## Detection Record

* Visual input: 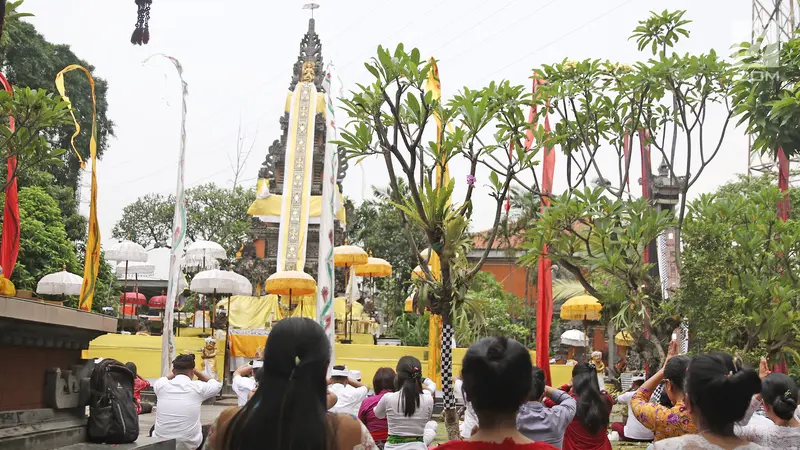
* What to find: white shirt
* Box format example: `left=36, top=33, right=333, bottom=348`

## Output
left=328, top=383, right=368, bottom=416
left=153, top=374, right=222, bottom=450
left=655, top=434, right=764, bottom=450
left=617, top=391, right=655, bottom=441
left=232, top=375, right=256, bottom=407
left=422, top=378, right=436, bottom=394
left=455, top=379, right=479, bottom=439
left=375, top=391, right=434, bottom=450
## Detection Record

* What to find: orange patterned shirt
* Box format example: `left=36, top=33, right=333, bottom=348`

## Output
left=630, top=388, right=696, bottom=441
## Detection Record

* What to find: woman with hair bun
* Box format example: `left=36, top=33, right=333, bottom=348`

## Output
left=434, top=337, right=556, bottom=449
left=734, top=358, right=800, bottom=448
left=655, top=353, right=763, bottom=450
left=630, top=341, right=695, bottom=441
left=374, top=356, right=435, bottom=450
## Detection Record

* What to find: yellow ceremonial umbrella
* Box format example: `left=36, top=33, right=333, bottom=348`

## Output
left=614, top=331, right=634, bottom=347
left=411, top=265, right=439, bottom=281
left=560, top=295, right=602, bottom=356
left=334, top=244, right=368, bottom=342
left=404, top=293, right=415, bottom=312
left=266, top=271, right=317, bottom=318
left=355, top=256, right=392, bottom=311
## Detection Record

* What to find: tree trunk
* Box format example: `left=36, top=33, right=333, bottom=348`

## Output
left=440, top=318, right=460, bottom=440
left=607, top=321, right=617, bottom=379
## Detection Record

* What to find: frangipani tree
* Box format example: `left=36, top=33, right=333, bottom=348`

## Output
left=337, top=44, right=541, bottom=437
left=522, top=10, right=737, bottom=361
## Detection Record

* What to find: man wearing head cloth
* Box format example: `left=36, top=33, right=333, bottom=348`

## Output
left=152, top=354, right=222, bottom=450
left=611, top=374, right=654, bottom=443
left=327, top=365, right=368, bottom=416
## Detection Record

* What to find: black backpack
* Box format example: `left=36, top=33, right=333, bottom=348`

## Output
left=87, top=358, right=139, bottom=443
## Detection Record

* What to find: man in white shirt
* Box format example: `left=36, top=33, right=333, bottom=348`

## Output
left=327, top=365, right=368, bottom=416
left=232, top=362, right=260, bottom=407
left=153, top=354, right=222, bottom=450
left=613, top=376, right=655, bottom=442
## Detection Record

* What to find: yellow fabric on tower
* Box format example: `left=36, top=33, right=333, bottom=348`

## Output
left=216, top=295, right=284, bottom=329
left=247, top=189, right=347, bottom=225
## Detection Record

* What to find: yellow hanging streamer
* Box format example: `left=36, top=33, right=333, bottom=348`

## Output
left=426, top=58, right=451, bottom=195
left=55, top=65, right=99, bottom=311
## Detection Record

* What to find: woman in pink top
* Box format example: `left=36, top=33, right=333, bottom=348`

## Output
left=359, top=367, right=396, bottom=449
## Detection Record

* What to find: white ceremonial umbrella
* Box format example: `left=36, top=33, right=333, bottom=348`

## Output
left=182, top=254, right=220, bottom=271
left=106, top=240, right=148, bottom=263
left=106, top=241, right=148, bottom=328
left=190, top=269, right=252, bottom=332
left=116, top=260, right=155, bottom=322
left=560, top=329, right=587, bottom=347
left=191, top=268, right=252, bottom=383
left=185, top=240, right=226, bottom=267
left=37, top=267, right=83, bottom=299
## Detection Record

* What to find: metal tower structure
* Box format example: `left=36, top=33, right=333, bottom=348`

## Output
left=748, top=0, right=800, bottom=183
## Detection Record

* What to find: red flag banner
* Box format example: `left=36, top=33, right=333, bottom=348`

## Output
left=0, top=73, right=19, bottom=279
left=534, top=78, right=556, bottom=384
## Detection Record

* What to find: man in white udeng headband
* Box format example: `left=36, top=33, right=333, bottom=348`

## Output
left=328, top=365, right=368, bottom=416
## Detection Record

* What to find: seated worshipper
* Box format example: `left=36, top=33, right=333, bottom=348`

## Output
left=126, top=362, right=153, bottom=414
left=374, top=356, right=437, bottom=449
left=153, top=354, right=222, bottom=450
left=517, top=366, right=577, bottom=449
left=434, top=336, right=557, bottom=450
left=561, top=363, right=613, bottom=450
left=655, top=352, right=763, bottom=450
left=455, top=376, right=479, bottom=439
left=329, top=365, right=369, bottom=416
left=217, top=317, right=375, bottom=450
left=611, top=375, right=654, bottom=443
left=630, top=341, right=695, bottom=442
left=231, top=361, right=260, bottom=407
left=359, top=367, right=396, bottom=447
left=734, top=358, right=800, bottom=448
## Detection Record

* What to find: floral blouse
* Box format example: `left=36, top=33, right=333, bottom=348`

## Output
left=630, top=387, right=696, bottom=441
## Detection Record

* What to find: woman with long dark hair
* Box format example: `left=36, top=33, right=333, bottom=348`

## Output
left=562, top=363, right=613, bottom=450
left=359, top=367, right=396, bottom=448
left=655, top=353, right=763, bottom=449
left=218, top=317, right=375, bottom=450
left=734, top=358, right=800, bottom=448
left=374, top=356, right=434, bottom=450
left=630, top=341, right=695, bottom=441
left=434, top=337, right=556, bottom=449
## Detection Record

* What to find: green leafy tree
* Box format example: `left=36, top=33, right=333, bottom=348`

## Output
left=732, top=32, right=800, bottom=158
left=676, top=180, right=800, bottom=364
left=113, top=184, right=256, bottom=258
left=521, top=187, right=675, bottom=361
left=350, top=180, right=427, bottom=325
left=0, top=2, right=115, bottom=242
left=338, top=45, right=542, bottom=437
left=12, top=186, right=79, bottom=289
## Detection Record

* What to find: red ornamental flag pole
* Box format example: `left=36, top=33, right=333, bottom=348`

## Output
left=532, top=77, right=556, bottom=385
left=0, top=73, right=19, bottom=278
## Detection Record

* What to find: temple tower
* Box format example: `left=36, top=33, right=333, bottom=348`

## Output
left=240, top=18, right=348, bottom=293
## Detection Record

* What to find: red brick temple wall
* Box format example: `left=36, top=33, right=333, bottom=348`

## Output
left=0, top=346, right=80, bottom=410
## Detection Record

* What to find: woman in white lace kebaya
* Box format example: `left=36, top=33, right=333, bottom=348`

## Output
left=655, top=353, right=763, bottom=450
left=734, top=358, right=800, bottom=449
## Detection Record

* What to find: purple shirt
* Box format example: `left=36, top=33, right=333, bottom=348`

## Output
left=358, top=390, right=390, bottom=437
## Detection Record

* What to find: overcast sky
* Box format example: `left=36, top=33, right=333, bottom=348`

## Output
left=24, top=0, right=752, bottom=248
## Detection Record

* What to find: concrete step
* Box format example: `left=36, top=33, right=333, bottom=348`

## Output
left=0, top=417, right=87, bottom=450
left=59, top=435, right=176, bottom=449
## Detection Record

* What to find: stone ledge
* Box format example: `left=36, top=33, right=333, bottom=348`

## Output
left=59, top=436, right=176, bottom=449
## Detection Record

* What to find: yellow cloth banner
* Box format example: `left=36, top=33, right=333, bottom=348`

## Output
left=429, top=313, right=442, bottom=385
left=229, top=334, right=268, bottom=358
left=426, top=58, right=451, bottom=194
left=288, top=295, right=317, bottom=318
left=55, top=65, right=99, bottom=312
left=216, top=295, right=284, bottom=329
left=334, top=296, right=363, bottom=321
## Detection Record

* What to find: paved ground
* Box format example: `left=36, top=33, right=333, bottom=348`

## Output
left=138, top=405, right=229, bottom=438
